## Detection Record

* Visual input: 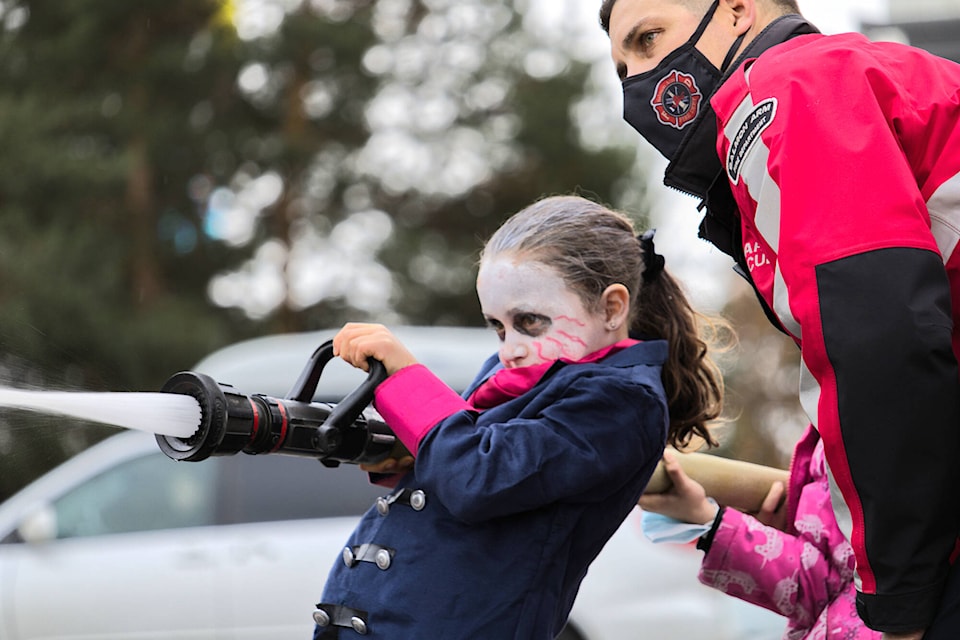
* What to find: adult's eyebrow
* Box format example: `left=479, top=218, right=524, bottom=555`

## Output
left=620, top=20, right=644, bottom=50
left=621, top=24, right=638, bottom=51
left=619, top=17, right=650, bottom=53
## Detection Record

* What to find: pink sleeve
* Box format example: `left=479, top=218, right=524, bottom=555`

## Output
left=699, top=509, right=837, bottom=620
left=373, top=364, right=473, bottom=455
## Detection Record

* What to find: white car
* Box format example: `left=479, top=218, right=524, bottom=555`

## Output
left=0, top=327, right=785, bottom=640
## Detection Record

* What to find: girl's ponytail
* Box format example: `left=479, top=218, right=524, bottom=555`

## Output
left=633, top=231, right=725, bottom=449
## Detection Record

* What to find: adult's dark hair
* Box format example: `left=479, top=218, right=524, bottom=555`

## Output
left=599, top=0, right=802, bottom=35
left=481, top=195, right=729, bottom=448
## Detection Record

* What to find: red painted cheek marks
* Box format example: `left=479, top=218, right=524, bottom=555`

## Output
left=555, top=315, right=586, bottom=327
left=541, top=336, right=579, bottom=361
left=550, top=316, right=590, bottom=359
left=556, top=331, right=587, bottom=348
left=534, top=341, right=549, bottom=361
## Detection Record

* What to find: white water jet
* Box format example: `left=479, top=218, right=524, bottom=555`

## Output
left=0, top=388, right=201, bottom=438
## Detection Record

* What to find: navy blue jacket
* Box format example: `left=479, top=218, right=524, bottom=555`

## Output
left=315, top=340, right=668, bottom=639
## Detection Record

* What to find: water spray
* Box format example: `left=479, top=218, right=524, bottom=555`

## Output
left=156, top=340, right=396, bottom=467
left=0, top=387, right=201, bottom=437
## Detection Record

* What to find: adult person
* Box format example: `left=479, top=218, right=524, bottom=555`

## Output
left=599, top=0, right=960, bottom=638
left=313, top=195, right=728, bottom=638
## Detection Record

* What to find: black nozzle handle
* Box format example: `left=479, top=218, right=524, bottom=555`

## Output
left=318, top=356, right=387, bottom=431
left=286, top=340, right=388, bottom=407
left=286, top=340, right=338, bottom=403
left=285, top=339, right=388, bottom=452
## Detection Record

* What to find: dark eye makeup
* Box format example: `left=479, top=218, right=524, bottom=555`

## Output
left=483, top=312, right=552, bottom=341
left=513, top=312, right=551, bottom=337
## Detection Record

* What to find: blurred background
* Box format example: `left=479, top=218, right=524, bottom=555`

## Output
left=1, top=0, right=957, bottom=501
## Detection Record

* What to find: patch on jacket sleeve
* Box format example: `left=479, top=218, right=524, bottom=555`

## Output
left=726, top=98, right=777, bottom=185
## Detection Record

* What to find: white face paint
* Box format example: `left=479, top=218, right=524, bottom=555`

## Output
left=476, top=255, right=613, bottom=369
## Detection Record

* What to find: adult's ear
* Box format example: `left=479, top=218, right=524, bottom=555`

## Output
left=699, top=0, right=758, bottom=68
left=718, top=0, right=757, bottom=37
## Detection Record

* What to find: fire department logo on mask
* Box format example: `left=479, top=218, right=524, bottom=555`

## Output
left=650, top=70, right=702, bottom=130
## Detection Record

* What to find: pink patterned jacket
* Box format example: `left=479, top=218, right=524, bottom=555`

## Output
left=698, top=425, right=880, bottom=640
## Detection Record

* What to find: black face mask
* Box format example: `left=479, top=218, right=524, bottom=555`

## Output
left=621, top=1, right=743, bottom=161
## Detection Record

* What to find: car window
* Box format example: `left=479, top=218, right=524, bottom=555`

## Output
left=53, top=452, right=219, bottom=539
left=217, top=453, right=385, bottom=524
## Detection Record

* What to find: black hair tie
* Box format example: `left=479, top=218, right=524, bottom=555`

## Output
left=639, top=229, right=665, bottom=282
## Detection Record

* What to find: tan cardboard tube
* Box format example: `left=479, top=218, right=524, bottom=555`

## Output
left=644, top=450, right=790, bottom=514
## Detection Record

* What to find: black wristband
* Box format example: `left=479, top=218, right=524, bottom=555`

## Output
left=696, top=506, right=726, bottom=553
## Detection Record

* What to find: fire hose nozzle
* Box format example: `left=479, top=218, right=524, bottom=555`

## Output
left=156, top=340, right=395, bottom=467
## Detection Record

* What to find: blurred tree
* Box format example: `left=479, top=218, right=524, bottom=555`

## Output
left=204, top=0, right=642, bottom=329
left=0, top=0, right=262, bottom=494
left=0, top=0, right=257, bottom=394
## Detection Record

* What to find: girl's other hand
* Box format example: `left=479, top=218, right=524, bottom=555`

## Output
left=333, top=323, right=419, bottom=375
left=359, top=441, right=415, bottom=475
left=638, top=451, right=718, bottom=525
left=359, top=454, right=415, bottom=475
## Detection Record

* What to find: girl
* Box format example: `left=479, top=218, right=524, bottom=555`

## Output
left=314, top=195, right=725, bottom=639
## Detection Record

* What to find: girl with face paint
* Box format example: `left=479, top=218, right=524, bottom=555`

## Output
left=316, top=195, right=727, bottom=639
